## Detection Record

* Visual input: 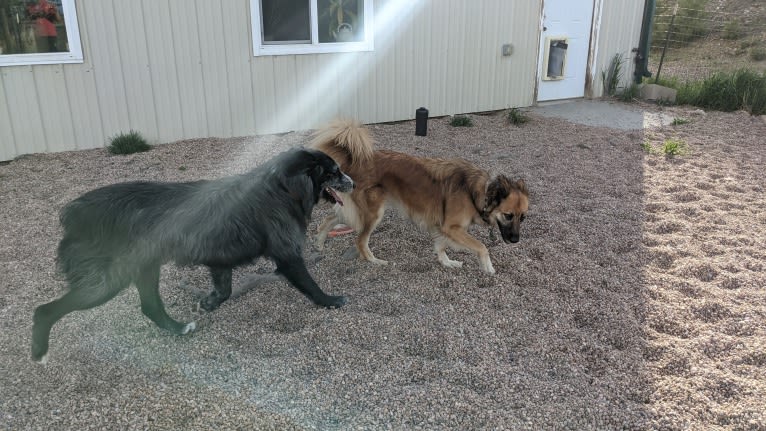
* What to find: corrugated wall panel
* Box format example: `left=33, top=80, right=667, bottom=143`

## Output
left=592, top=0, right=644, bottom=97
left=251, top=56, right=278, bottom=134
left=33, top=65, right=77, bottom=153
left=113, top=0, right=159, bottom=140
left=62, top=64, right=104, bottom=150
left=272, top=55, right=300, bottom=132
left=83, top=0, right=131, bottom=140
left=3, top=67, right=47, bottom=154
left=196, top=0, right=234, bottom=138
left=141, top=1, right=184, bottom=143
left=0, top=72, right=17, bottom=160
left=498, top=1, right=541, bottom=110
left=449, top=0, right=464, bottom=113
left=477, top=0, right=497, bottom=112
left=395, top=5, right=415, bottom=120
left=355, top=51, right=377, bottom=125
left=62, top=0, right=104, bottom=151
left=410, top=3, right=431, bottom=113
left=220, top=0, right=256, bottom=138
left=428, top=2, right=449, bottom=117
left=169, top=0, right=208, bottom=139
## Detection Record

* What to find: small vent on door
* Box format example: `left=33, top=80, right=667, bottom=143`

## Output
left=543, top=37, right=568, bottom=80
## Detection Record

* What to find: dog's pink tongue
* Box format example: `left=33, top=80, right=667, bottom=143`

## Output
left=328, top=188, right=344, bottom=206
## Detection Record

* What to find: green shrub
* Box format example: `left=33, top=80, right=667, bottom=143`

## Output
left=739, top=38, right=758, bottom=50
left=107, top=130, right=151, bottom=155
left=722, top=20, right=742, bottom=40
left=662, top=138, right=688, bottom=157
left=505, top=108, right=529, bottom=126
left=641, top=141, right=654, bottom=154
left=601, top=53, right=623, bottom=96
left=619, top=83, right=640, bottom=102
left=671, top=117, right=690, bottom=125
left=750, top=47, right=766, bottom=62
left=662, top=69, right=766, bottom=115
left=449, top=115, right=473, bottom=127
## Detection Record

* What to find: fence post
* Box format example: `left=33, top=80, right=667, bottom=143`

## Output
left=655, top=2, right=678, bottom=83
left=634, top=0, right=657, bottom=84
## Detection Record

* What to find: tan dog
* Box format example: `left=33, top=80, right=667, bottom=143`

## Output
left=312, top=119, right=529, bottom=274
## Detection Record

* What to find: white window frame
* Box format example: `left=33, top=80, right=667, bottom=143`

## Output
left=250, top=0, right=374, bottom=56
left=0, top=0, right=83, bottom=67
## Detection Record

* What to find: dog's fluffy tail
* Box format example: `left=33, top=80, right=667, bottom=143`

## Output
left=311, top=118, right=374, bottom=170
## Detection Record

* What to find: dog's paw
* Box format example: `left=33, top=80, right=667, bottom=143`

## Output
left=182, top=321, right=197, bottom=334
left=318, top=295, right=347, bottom=308
left=440, top=259, right=463, bottom=269
left=197, top=296, right=220, bottom=312
left=481, top=263, right=496, bottom=274
left=31, top=341, right=48, bottom=364
left=480, top=256, right=495, bottom=274
left=368, top=257, right=389, bottom=265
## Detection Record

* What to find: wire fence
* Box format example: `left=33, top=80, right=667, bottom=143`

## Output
left=647, top=2, right=766, bottom=82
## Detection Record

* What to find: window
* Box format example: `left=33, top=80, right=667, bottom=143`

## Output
left=251, top=0, right=373, bottom=56
left=0, top=0, right=83, bottom=66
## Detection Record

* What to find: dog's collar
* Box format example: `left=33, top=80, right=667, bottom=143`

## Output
left=479, top=206, right=491, bottom=224
left=477, top=182, right=492, bottom=224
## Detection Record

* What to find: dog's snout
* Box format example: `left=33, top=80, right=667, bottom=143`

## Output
left=344, top=174, right=355, bottom=189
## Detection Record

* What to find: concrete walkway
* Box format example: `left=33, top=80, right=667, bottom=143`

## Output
left=528, top=99, right=675, bottom=130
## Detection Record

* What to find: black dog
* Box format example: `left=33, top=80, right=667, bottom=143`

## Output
left=31, top=148, right=354, bottom=363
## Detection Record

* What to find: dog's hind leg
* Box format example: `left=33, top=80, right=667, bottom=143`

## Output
left=136, top=263, right=196, bottom=335
left=31, top=276, right=124, bottom=363
left=274, top=256, right=347, bottom=308
left=356, top=192, right=388, bottom=265
left=199, top=267, right=232, bottom=312
left=315, top=213, right=340, bottom=251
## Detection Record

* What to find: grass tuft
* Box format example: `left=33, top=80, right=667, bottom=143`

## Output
left=619, top=83, right=640, bottom=103
left=450, top=115, right=473, bottom=127
left=750, top=47, right=766, bottom=62
left=107, top=130, right=151, bottom=155
left=657, top=69, right=766, bottom=115
left=662, top=138, right=688, bottom=157
left=505, top=108, right=529, bottom=126
left=602, top=53, right=624, bottom=97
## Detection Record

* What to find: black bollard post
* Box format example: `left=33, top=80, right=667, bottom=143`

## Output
left=415, top=107, right=428, bottom=136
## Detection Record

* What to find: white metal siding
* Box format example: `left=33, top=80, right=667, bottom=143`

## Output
left=590, top=0, right=646, bottom=97
left=0, top=0, right=641, bottom=161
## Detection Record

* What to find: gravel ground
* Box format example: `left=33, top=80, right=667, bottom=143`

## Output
left=0, top=101, right=764, bottom=430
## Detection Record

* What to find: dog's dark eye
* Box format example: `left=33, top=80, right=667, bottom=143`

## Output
left=504, top=213, right=513, bottom=221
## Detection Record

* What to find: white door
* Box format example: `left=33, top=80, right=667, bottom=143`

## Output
left=537, top=0, right=595, bottom=102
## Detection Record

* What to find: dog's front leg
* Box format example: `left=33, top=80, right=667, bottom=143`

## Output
left=200, top=267, right=233, bottom=311
left=274, top=256, right=347, bottom=308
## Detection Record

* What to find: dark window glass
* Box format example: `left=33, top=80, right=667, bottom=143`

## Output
left=261, top=0, right=311, bottom=44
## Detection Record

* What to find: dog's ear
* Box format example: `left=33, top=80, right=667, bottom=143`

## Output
left=486, top=176, right=511, bottom=209
left=515, top=179, right=528, bottom=195
left=283, top=149, right=321, bottom=177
